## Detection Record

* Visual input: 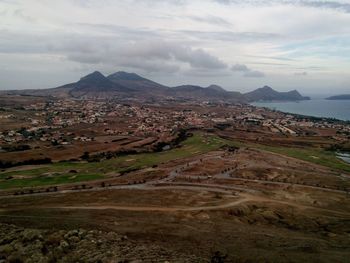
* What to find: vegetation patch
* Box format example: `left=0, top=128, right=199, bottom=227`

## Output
left=0, top=173, right=103, bottom=190
left=0, top=133, right=232, bottom=189
left=255, top=144, right=350, bottom=173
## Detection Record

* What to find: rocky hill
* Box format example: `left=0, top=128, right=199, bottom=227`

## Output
left=168, top=84, right=243, bottom=102
left=107, top=71, right=167, bottom=92
left=0, top=223, right=200, bottom=262
left=66, top=71, right=132, bottom=99
left=244, top=86, right=310, bottom=102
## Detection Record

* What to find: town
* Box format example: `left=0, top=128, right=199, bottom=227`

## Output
left=1, top=96, right=349, bottom=155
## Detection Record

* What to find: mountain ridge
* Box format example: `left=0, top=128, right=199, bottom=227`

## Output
left=0, top=71, right=309, bottom=102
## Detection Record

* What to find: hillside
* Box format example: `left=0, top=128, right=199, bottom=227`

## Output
left=67, top=71, right=132, bottom=99
left=107, top=71, right=168, bottom=93
left=0, top=71, right=131, bottom=99
left=244, top=86, right=310, bottom=102
left=168, top=84, right=243, bottom=102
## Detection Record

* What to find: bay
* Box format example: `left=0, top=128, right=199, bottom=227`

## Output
left=251, top=99, right=350, bottom=121
left=337, top=152, right=350, bottom=164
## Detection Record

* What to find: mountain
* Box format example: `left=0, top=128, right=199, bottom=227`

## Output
left=50, top=71, right=130, bottom=99
left=107, top=71, right=167, bottom=93
left=0, top=72, right=308, bottom=103
left=0, top=71, right=131, bottom=99
left=244, top=86, right=310, bottom=102
left=326, top=94, right=350, bottom=100
left=68, top=71, right=131, bottom=98
left=53, top=72, right=243, bottom=101
left=207, top=84, right=227, bottom=92
left=167, top=85, right=243, bottom=102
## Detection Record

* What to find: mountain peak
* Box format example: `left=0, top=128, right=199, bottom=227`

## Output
left=207, top=84, right=226, bottom=92
left=108, top=71, right=145, bottom=81
left=244, top=86, right=309, bottom=102
left=260, top=85, right=274, bottom=91
left=72, top=71, right=129, bottom=95
left=107, top=71, right=167, bottom=92
left=79, top=71, right=107, bottom=83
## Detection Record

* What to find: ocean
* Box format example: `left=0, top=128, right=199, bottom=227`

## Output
left=337, top=153, right=350, bottom=164
left=251, top=99, right=350, bottom=121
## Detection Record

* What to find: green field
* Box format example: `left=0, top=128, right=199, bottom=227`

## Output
left=0, top=133, right=232, bottom=190
left=254, top=144, right=350, bottom=173
left=0, top=174, right=102, bottom=189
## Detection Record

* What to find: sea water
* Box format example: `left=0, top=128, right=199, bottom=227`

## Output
left=337, top=152, right=350, bottom=164
left=251, top=99, right=350, bottom=121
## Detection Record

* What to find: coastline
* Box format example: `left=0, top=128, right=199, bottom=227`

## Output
left=337, top=152, right=350, bottom=164
left=251, top=99, right=350, bottom=122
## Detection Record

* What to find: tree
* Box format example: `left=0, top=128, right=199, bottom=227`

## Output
left=81, top=152, right=90, bottom=160
left=211, top=251, right=227, bottom=263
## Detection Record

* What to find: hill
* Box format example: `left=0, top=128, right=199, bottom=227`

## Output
left=0, top=71, right=131, bottom=99
left=0, top=72, right=309, bottom=103
left=107, top=71, right=168, bottom=93
left=66, top=71, right=131, bottom=99
left=326, top=94, right=350, bottom=100
left=0, top=71, right=243, bottom=102
left=167, top=84, right=243, bottom=102
left=244, top=86, right=310, bottom=102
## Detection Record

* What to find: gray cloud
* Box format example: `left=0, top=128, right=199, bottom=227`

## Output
left=13, top=9, right=36, bottom=22
left=53, top=37, right=228, bottom=72
left=116, top=59, right=180, bottom=73
left=244, top=70, right=265, bottom=78
left=246, top=55, right=296, bottom=62
left=231, top=64, right=250, bottom=72
left=296, top=1, right=350, bottom=13
left=294, top=71, right=308, bottom=76
left=231, top=63, right=265, bottom=78
left=177, top=30, right=281, bottom=42
left=184, top=68, right=231, bottom=77
left=0, top=26, right=227, bottom=73
left=250, top=62, right=289, bottom=66
left=213, top=0, right=350, bottom=13
left=185, top=15, right=232, bottom=26
left=0, top=30, right=49, bottom=54
left=171, top=46, right=227, bottom=69
left=76, top=23, right=161, bottom=39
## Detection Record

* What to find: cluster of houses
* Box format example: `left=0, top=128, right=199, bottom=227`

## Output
left=0, top=99, right=349, bottom=148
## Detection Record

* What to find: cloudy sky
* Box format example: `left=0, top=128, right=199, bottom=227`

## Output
left=1, top=0, right=350, bottom=95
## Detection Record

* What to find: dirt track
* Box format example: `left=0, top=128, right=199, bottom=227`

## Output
left=49, top=197, right=249, bottom=212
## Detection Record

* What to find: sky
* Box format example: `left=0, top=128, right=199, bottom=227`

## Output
left=0, top=0, right=350, bottom=95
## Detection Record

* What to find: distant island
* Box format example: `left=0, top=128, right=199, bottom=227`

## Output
left=0, top=71, right=310, bottom=103
left=326, top=94, right=350, bottom=100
